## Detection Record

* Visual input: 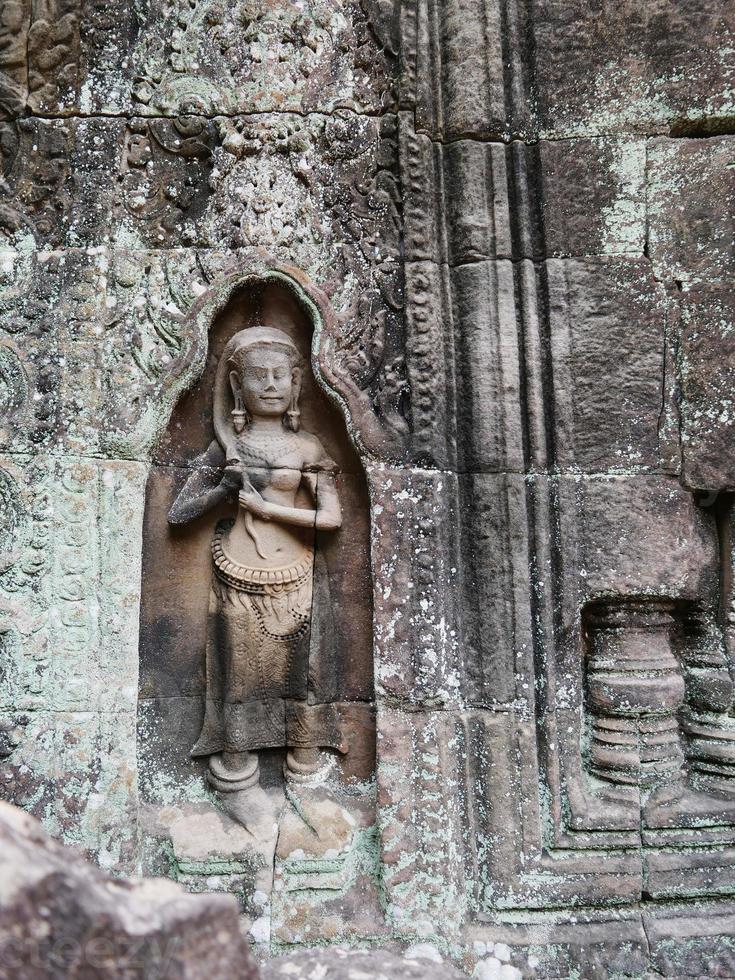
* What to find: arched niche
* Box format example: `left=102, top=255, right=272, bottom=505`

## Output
left=137, top=271, right=375, bottom=820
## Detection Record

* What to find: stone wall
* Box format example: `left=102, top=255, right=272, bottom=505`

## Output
left=1, top=1, right=735, bottom=977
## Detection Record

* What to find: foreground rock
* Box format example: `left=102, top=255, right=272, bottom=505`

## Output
left=0, top=802, right=259, bottom=979
left=0, top=800, right=470, bottom=980
left=262, top=946, right=469, bottom=979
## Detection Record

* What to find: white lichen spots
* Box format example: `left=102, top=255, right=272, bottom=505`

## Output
left=599, top=139, right=646, bottom=255
left=249, top=913, right=271, bottom=944
left=404, top=942, right=444, bottom=963
left=473, top=958, right=522, bottom=980
left=113, top=224, right=147, bottom=251
left=0, top=254, right=16, bottom=276
left=140, top=766, right=213, bottom=808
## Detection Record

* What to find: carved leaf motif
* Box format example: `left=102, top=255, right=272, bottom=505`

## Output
left=374, top=354, right=410, bottom=440
left=0, top=342, right=27, bottom=419
left=107, top=251, right=209, bottom=389
left=0, top=468, right=27, bottom=570
left=120, top=118, right=216, bottom=243
left=26, top=4, right=80, bottom=112
left=338, top=289, right=387, bottom=389
left=0, top=1, right=30, bottom=117
left=130, top=0, right=389, bottom=115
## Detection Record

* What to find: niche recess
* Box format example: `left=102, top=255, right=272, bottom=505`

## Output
left=137, top=275, right=375, bottom=837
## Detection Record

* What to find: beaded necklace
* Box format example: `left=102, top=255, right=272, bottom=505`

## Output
left=234, top=427, right=300, bottom=470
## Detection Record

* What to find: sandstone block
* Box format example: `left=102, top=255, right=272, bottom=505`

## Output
left=401, top=131, right=645, bottom=263
left=677, top=289, right=735, bottom=491
left=538, top=138, right=645, bottom=257
left=0, top=801, right=260, bottom=979
left=648, top=136, right=735, bottom=288
left=546, top=257, right=672, bottom=472
left=643, top=902, right=735, bottom=977
left=533, top=0, right=735, bottom=137
left=573, top=474, right=719, bottom=603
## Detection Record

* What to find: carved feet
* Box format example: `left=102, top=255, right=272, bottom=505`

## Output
left=207, top=753, right=279, bottom=841
left=205, top=748, right=338, bottom=840
left=280, top=750, right=357, bottom=856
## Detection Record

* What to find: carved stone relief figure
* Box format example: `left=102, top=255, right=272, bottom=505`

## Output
left=168, top=325, right=344, bottom=831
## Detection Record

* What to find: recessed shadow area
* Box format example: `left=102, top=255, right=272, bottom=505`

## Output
left=138, top=278, right=375, bottom=811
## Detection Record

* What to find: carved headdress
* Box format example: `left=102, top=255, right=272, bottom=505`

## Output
left=213, top=326, right=304, bottom=460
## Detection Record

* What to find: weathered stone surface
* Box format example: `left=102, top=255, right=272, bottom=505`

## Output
left=116, top=113, right=400, bottom=257
left=0, top=454, right=144, bottom=870
left=546, top=258, right=674, bottom=473
left=0, top=248, right=404, bottom=464
left=3, top=0, right=735, bottom=972
left=0, top=118, right=110, bottom=249
left=677, top=289, right=735, bottom=492
left=376, top=707, right=471, bottom=939
left=533, top=0, right=735, bottom=138
left=400, top=125, right=645, bottom=266
left=0, top=800, right=259, bottom=979
left=400, top=128, right=523, bottom=265
left=538, top=138, right=646, bottom=257
left=648, top=135, right=735, bottom=288
left=643, top=902, right=735, bottom=976
left=544, top=474, right=721, bottom=615
left=130, top=0, right=394, bottom=117
left=401, top=0, right=533, bottom=141
left=0, top=0, right=136, bottom=117
left=404, top=255, right=675, bottom=473
left=456, top=473, right=536, bottom=709
left=1, top=112, right=400, bottom=270
left=448, top=260, right=525, bottom=473
left=0, top=106, right=405, bottom=466
left=140, top=798, right=281, bottom=948
left=401, top=0, right=735, bottom=141
left=271, top=787, right=383, bottom=947
left=262, top=947, right=468, bottom=979
left=465, top=918, right=649, bottom=980
left=368, top=466, right=461, bottom=707
left=0, top=0, right=393, bottom=118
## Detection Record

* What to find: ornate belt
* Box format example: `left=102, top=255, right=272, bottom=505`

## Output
left=211, top=525, right=313, bottom=593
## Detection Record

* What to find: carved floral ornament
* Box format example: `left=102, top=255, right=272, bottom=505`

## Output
left=129, top=0, right=389, bottom=116
left=0, top=339, right=27, bottom=422
left=0, top=463, right=30, bottom=574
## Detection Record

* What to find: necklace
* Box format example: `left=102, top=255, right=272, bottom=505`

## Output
left=234, top=428, right=299, bottom=469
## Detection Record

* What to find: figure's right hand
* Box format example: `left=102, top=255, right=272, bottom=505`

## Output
left=220, top=464, right=243, bottom=491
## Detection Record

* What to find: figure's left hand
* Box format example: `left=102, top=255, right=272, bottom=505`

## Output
left=239, top=486, right=271, bottom=520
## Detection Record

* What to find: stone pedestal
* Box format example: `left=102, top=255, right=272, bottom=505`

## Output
left=585, top=600, right=686, bottom=789
left=141, top=800, right=280, bottom=948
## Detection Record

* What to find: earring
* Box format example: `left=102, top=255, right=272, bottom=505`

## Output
left=285, top=388, right=300, bottom=432
left=231, top=395, right=247, bottom=433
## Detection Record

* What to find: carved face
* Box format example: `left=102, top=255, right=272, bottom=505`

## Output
left=232, top=347, right=296, bottom=418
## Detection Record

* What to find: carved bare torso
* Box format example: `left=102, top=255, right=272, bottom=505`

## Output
left=224, top=431, right=316, bottom=570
